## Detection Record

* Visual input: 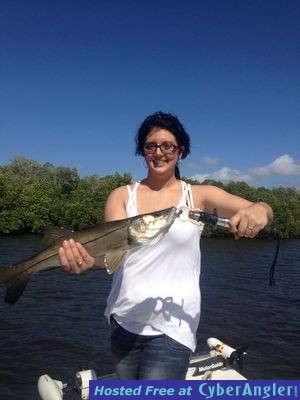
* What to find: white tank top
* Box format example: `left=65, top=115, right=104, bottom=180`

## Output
left=105, top=181, right=204, bottom=351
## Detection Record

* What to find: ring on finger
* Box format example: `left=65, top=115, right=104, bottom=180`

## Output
left=247, top=225, right=254, bottom=230
left=77, top=259, right=84, bottom=266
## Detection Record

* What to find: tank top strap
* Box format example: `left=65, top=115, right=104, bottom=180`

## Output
left=181, top=181, right=195, bottom=208
left=126, top=181, right=194, bottom=216
left=126, top=182, right=140, bottom=217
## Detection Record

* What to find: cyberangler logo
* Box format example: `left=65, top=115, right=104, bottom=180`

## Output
left=198, top=382, right=298, bottom=400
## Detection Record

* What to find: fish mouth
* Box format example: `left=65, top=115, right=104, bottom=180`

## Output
left=129, top=207, right=178, bottom=245
left=141, top=207, right=176, bottom=229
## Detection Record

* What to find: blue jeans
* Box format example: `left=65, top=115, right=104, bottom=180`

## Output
left=110, top=317, right=192, bottom=380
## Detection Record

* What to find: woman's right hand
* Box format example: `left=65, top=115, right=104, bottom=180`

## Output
left=58, top=239, right=95, bottom=274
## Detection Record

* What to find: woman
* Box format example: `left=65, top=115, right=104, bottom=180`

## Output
left=59, top=111, right=273, bottom=380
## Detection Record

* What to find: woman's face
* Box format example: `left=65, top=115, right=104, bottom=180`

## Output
left=143, top=128, right=183, bottom=176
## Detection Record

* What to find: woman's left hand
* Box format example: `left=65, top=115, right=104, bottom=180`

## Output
left=229, top=203, right=270, bottom=239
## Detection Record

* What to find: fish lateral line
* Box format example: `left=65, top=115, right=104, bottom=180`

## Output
left=0, top=206, right=178, bottom=304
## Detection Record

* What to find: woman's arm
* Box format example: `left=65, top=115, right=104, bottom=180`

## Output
left=104, top=186, right=129, bottom=222
left=193, top=185, right=273, bottom=239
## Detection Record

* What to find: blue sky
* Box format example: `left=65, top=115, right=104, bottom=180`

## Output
left=1, top=0, right=299, bottom=188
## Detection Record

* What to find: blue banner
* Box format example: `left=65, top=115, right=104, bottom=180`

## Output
left=90, top=380, right=299, bottom=400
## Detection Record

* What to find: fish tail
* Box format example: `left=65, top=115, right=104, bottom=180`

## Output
left=4, top=274, right=31, bottom=305
left=0, top=265, right=15, bottom=283
left=0, top=262, right=33, bottom=305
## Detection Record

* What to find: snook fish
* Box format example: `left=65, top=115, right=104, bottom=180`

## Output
left=0, top=207, right=178, bottom=305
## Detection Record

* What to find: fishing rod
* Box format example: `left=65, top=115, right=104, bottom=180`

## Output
left=185, top=208, right=280, bottom=286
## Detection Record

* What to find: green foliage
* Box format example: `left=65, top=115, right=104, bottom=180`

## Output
left=0, top=157, right=131, bottom=234
left=0, top=157, right=299, bottom=238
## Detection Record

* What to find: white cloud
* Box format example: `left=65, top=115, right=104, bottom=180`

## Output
left=190, top=155, right=300, bottom=184
left=251, top=155, right=300, bottom=177
left=191, top=173, right=210, bottom=182
left=192, top=167, right=253, bottom=183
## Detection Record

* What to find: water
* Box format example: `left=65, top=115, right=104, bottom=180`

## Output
left=0, top=235, right=299, bottom=399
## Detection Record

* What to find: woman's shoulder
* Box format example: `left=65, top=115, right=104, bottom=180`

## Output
left=105, top=184, right=131, bottom=221
left=108, top=181, right=141, bottom=201
left=108, top=184, right=130, bottom=199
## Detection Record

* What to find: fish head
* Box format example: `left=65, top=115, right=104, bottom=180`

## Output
left=128, top=207, right=178, bottom=246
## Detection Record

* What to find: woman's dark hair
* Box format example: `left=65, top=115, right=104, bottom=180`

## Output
left=135, top=111, right=191, bottom=179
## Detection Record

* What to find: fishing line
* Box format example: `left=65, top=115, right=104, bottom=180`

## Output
left=185, top=207, right=280, bottom=286
left=268, top=230, right=280, bottom=286
left=253, top=223, right=279, bottom=286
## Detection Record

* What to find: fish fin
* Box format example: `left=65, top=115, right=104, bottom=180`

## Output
left=4, top=274, right=31, bottom=305
left=0, top=265, right=17, bottom=284
left=42, top=226, right=74, bottom=247
left=105, top=251, right=126, bottom=275
left=0, top=263, right=32, bottom=305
